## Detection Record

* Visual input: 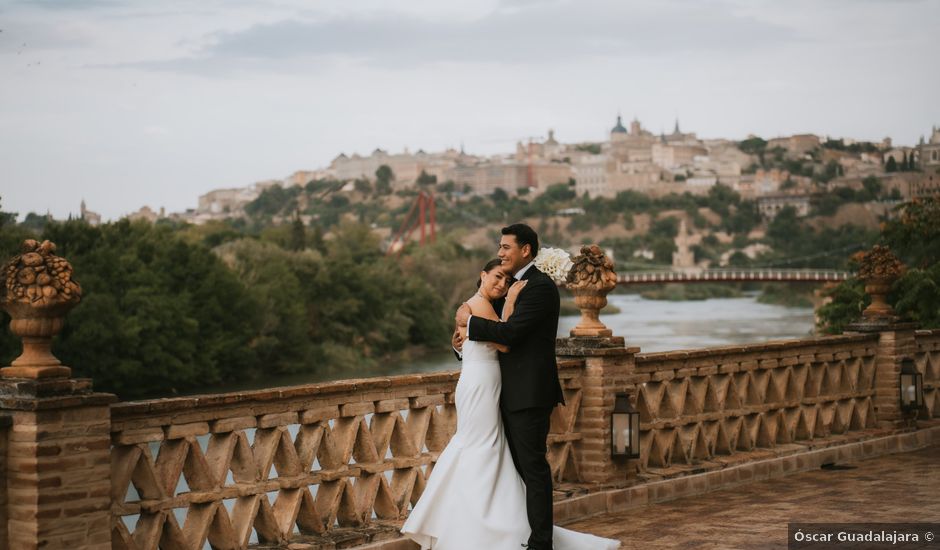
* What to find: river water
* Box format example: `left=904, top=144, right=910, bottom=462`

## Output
left=199, top=293, right=815, bottom=395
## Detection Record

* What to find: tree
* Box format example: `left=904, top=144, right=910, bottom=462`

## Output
left=738, top=136, right=767, bottom=156
left=766, top=206, right=803, bottom=256
left=0, top=196, right=17, bottom=231
left=861, top=176, right=883, bottom=200
left=491, top=188, right=509, bottom=202
left=18, top=220, right=263, bottom=398
left=375, top=165, right=395, bottom=195
left=819, top=197, right=940, bottom=331
left=245, top=184, right=300, bottom=218
left=290, top=212, right=306, bottom=251
left=354, top=178, right=372, bottom=194
left=416, top=170, right=437, bottom=186
left=310, top=224, right=327, bottom=254
left=886, top=156, right=898, bottom=172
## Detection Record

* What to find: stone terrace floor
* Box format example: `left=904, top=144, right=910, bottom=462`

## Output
left=565, top=445, right=940, bottom=549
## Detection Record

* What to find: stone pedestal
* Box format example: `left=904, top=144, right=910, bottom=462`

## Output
left=0, top=377, right=116, bottom=550
left=846, top=320, right=919, bottom=429
left=556, top=336, right=639, bottom=484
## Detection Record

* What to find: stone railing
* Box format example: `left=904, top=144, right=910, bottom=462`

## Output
left=108, top=361, right=586, bottom=548
left=631, top=334, right=881, bottom=472
left=914, top=329, right=940, bottom=420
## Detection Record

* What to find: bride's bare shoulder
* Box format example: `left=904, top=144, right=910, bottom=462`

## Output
left=467, top=295, right=498, bottom=320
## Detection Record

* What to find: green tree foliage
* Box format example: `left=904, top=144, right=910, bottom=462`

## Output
left=354, top=178, right=372, bottom=194
left=290, top=213, right=306, bottom=251
left=375, top=165, right=395, bottom=195
left=818, top=198, right=940, bottom=331
left=885, top=156, right=898, bottom=172
left=649, top=216, right=680, bottom=240
left=416, top=170, right=437, bottom=186
left=862, top=176, right=883, bottom=199
left=491, top=188, right=509, bottom=203
left=13, top=220, right=263, bottom=398
left=245, top=185, right=301, bottom=218
left=0, top=212, right=450, bottom=398
left=764, top=207, right=877, bottom=268
left=574, top=143, right=602, bottom=155
left=738, top=136, right=767, bottom=156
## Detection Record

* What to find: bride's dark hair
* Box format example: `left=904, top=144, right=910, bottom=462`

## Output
left=477, top=259, right=503, bottom=288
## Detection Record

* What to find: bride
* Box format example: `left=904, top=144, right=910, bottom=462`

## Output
left=401, top=259, right=620, bottom=549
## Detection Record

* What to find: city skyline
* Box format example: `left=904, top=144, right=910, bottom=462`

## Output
left=2, top=0, right=939, bottom=220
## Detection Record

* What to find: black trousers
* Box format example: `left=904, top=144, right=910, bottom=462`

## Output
left=502, top=406, right=554, bottom=549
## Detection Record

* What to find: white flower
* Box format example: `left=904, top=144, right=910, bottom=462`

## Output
left=533, top=247, right=573, bottom=283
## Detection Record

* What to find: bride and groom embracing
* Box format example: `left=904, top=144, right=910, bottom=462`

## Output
left=401, top=224, right=619, bottom=550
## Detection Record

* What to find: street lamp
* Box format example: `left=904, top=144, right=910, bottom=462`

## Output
left=612, top=393, right=640, bottom=458
left=900, top=358, right=924, bottom=413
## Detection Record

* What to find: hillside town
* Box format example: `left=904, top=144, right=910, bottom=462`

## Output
left=102, top=116, right=940, bottom=227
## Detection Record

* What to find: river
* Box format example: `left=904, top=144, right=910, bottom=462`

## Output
left=195, top=293, right=815, bottom=395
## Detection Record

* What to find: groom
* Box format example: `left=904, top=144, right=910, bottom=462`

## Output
left=455, top=223, right=564, bottom=550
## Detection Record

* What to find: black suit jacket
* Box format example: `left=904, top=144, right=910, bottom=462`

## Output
left=468, top=266, right=564, bottom=412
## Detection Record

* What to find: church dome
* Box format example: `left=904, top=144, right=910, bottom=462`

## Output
left=611, top=115, right=627, bottom=134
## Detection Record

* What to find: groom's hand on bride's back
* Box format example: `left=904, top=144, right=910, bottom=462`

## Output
left=452, top=327, right=464, bottom=353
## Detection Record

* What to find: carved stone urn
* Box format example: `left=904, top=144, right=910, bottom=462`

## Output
left=1, top=239, right=81, bottom=379
left=566, top=245, right=618, bottom=337
left=855, top=244, right=904, bottom=320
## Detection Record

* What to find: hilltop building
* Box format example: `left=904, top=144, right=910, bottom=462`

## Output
left=767, top=134, right=821, bottom=157
left=80, top=200, right=101, bottom=226
left=918, top=126, right=940, bottom=172
left=126, top=206, right=165, bottom=223
left=757, top=194, right=811, bottom=219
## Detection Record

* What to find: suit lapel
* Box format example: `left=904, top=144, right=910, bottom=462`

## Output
left=520, top=265, right=540, bottom=282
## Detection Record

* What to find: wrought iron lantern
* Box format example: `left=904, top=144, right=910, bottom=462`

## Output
left=899, top=358, right=924, bottom=412
left=612, top=393, right=640, bottom=458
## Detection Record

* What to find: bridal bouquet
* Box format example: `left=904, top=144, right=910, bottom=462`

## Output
left=533, top=247, right=574, bottom=283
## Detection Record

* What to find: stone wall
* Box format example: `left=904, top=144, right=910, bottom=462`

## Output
left=632, top=334, right=881, bottom=472
left=0, top=413, right=10, bottom=548
left=0, top=379, right=115, bottom=550
left=108, top=361, right=586, bottom=548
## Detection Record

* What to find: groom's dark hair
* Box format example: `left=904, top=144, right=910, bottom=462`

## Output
left=501, top=223, right=539, bottom=258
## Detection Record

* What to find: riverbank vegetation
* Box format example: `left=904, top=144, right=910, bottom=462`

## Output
left=818, top=197, right=940, bottom=332
left=0, top=183, right=919, bottom=397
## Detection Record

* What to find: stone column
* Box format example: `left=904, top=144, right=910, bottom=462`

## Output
left=1, top=378, right=117, bottom=549
left=0, top=413, right=11, bottom=547
left=0, top=239, right=118, bottom=549
left=846, top=245, right=919, bottom=429
left=558, top=245, right=639, bottom=483
left=557, top=337, right=638, bottom=484
left=848, top=321, right=919, bottom=429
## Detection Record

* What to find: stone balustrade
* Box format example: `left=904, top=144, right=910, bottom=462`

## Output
left=632, top=334, right=881, bottom=472
left=914, top=329, right=940, bottom=419
left=107, top=361, right=586, bottom=548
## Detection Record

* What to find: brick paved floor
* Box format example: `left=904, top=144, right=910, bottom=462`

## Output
left=565, top=445, right=940, bottom=550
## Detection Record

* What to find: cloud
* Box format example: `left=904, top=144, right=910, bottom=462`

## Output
left=12, top=0, right=118, bottom=10
left=121, top=0, right=797, bottom=74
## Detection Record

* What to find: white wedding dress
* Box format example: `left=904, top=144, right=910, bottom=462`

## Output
left=401, top=340, right=620, bottom=550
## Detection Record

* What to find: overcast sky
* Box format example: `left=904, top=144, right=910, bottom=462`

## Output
left=2, top=0, right=938, bottom=221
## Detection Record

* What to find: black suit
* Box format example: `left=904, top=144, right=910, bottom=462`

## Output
left=468, top=265, right=563, bottom=550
